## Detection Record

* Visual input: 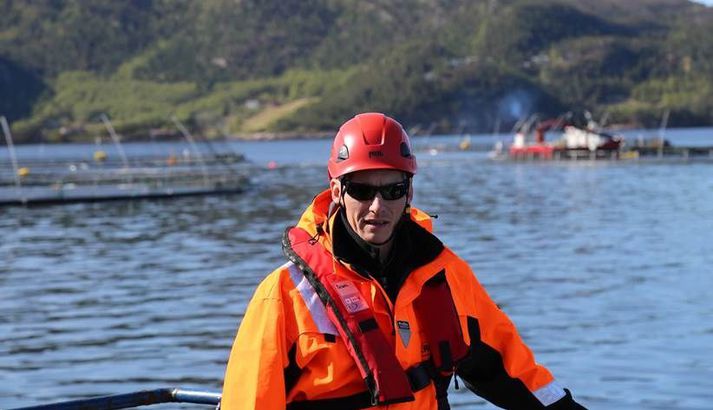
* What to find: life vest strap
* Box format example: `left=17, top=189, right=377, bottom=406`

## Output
left=433, top=373, right=453, bottom=410
left=286, top=391, right=374, bottom=410
left=285, top=361, right=437, bottom=410
left=358, top=318, right=378, bottom=332
left=406, top=361, right=434, bottom=392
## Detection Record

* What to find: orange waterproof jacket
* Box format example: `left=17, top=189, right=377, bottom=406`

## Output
left=221, top=190, right=570, bottom=409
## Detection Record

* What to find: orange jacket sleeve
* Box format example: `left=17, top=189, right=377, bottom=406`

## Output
left=221, top=272, right=291, bottom=410
left=447, top=256, right=573, bottom=408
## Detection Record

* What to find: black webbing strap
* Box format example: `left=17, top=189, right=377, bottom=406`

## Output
left=406, top=361, right=434, bottom=392
left=433, top=374, right=453, bottom=410
left=439, top=340, right=453, bottom=371
left=358, top=318, right=379, bottom=332
left=286, top=391, right=374, bottom=410
left=285, top=362, right=439, bottom=410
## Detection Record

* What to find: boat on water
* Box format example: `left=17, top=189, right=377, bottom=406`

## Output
left=498, top=113, right=624, bottom=160
left=489, top=113, right=713, bottom=161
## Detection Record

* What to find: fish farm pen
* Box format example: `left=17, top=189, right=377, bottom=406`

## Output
left=0, top=154, right=251, bottom=206
left=1, top=116, right=251, bottom=206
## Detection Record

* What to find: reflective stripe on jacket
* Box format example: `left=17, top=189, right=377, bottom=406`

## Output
left=221, top=190, right=566, bottom=409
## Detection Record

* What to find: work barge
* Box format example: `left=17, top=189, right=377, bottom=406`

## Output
left=1, top=116, right=250, bottom=206
left=488, top=112, right=713, bottom=162
left=501, top=143, right=713, bottom=161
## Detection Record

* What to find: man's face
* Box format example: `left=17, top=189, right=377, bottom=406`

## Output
left=330, top=169, right=412, bottom=245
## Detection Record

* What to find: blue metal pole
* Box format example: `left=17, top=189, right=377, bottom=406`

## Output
left=173, top=389, right=221, bottom=406
left=9, top=388, right=221, bottom=410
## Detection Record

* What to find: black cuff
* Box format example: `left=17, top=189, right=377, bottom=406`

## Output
left=546, top=389, right=587, bottom=410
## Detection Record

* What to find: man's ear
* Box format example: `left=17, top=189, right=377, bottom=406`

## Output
left=407, top=179, right=414, bottom=203
left=329, top=178, right=341, bottom=204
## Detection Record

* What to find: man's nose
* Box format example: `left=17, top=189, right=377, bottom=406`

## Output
left=368, top=193, right=385, bottom=211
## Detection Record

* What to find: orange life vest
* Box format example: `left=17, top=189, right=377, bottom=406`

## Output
left=283, top=226, right=469, bottom=406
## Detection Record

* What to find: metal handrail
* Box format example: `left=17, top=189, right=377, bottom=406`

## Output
left=9, top=388, right=221, bottom=410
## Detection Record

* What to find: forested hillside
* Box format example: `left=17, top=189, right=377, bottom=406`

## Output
left=1, top=0, right=712, bottom=142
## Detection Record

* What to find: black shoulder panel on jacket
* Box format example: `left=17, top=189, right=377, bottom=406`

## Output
left=457, top=316, right=547, bottom=409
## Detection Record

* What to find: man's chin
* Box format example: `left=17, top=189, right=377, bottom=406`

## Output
left=363, top=232, right=393, bottom=246
left=359, top=223, right=395, bottom=244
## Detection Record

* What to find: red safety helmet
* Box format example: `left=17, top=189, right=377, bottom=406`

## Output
left=328, top=113, right=417, bottom=179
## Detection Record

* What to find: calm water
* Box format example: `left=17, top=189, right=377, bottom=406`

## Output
left=2, top=129, right=713, bottom=409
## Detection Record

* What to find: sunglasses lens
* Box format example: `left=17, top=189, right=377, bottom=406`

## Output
left=346, top=183, right=376, bottom=200
left=381, top=182, right=408, bottom=200
left=345, top=180, right=408, bottom=201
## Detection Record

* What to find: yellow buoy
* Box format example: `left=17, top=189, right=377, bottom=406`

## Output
left=620, top=151, right=640, bottom=160
left=17, top=167, right=30, bottom=177
left=459, top=136, right=471, bottom=151
left=93, top=150, right=107, bottom=162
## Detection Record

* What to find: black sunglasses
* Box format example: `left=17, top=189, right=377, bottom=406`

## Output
left=343, top=179, right=409, bottom=201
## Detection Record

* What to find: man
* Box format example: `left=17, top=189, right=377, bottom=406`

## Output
left=221, top=113, right=586, bottom=409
